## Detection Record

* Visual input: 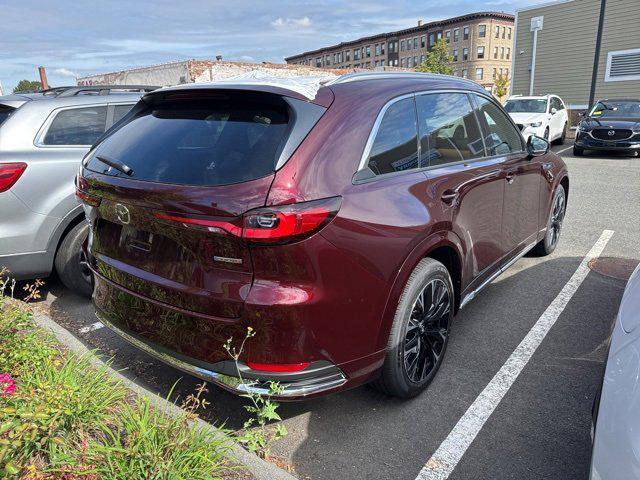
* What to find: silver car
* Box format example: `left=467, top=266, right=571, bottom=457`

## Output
left=590, top=262, right=640, bottom=479
left=0, top=85, right=156, bottom=296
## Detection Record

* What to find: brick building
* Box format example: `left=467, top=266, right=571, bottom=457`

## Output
left=285, top=12, right=515, bottom=91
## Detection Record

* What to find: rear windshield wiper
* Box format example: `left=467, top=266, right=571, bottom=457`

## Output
left=95, top=155, right=134, bottom=176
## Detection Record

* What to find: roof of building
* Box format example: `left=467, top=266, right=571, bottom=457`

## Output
left=285, top=11, right=515, bottom=61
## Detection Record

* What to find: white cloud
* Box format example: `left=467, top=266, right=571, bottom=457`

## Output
left=54, top=67, right=78, bottom=77
left=271, top=16, right=312, bottom=29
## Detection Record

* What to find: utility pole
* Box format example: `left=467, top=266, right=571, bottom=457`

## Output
left=38, top=66, right=50, bottom=90
left=588, top=0, right=607, bottom=109
left=529, top=16, right=544, bottom=96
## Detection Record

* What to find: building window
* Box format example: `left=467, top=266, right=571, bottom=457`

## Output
left=316, top=57, right=322, bottom=67
left=445, top=30, right=451, bottom=43
left=375, top=44, right=381, bottom=56
left=476, top=68, right=483, bottom=80
left=381, top=43, right=385, bottom=54
left=501, top=47, right=505, bottom=59
left=401, top=58, right=406, bottom=67
left=413, top=37, right=418, bottom=49
left=462, top=69, right=468, bottom=78
left=346, top=50, right=350, bottom=61
left=463, top=26, right=469, bottom=40
left=506, top=48, right=510, bottom=60
left=407, top=57, right=413, bottom=68
left=504, top=68, right=509, bottom=77
left=420, top=54, right=425, bottom=64
left=463, top=48, right=469, bottom=61
left=429, top=33, right=435, bottom=45
left=453, top=28, right=460, bottom=42
left=502, top=26, right=506, bottom=39
left=381, top=59, right=385, bottom=66
left=366, top=46, right=371, bottom=57
left=414, top=56, right=418, bottom=66
left=477, top=46, right=485, bottom=59
left=493, top=68, right=497, bottom=79
left=494, top=46, right=499, bottom=59
left=388, top=41, right=394, bottom=53
left=421, top=35, right=426, bottom=48
left=495, top=25, right=500, bottom=38
left=453, top=49, right=458, bottom=62
left=401, top=40, right=405, bottom=51
left=437, top=32, right=442, bottom=40
left=478, top=25, right=486, bottom=37
left=508, top=27, right=512, bottom=40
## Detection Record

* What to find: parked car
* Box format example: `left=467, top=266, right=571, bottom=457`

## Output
left=590, top=263, right=640, bottom=480
left=0, top=85, right=157, bottom=296
left=78, top=72, right=569, bottom=399
left=504, top=94, right=569, bottom=144
left=574, top=99, right=640, bottom=157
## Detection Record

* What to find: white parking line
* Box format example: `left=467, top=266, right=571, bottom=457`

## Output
left=555, top=145, right=574, bottom=155
left=415, top=229, right=615, bottom=480
left=79, top=321, right=104, bottom=334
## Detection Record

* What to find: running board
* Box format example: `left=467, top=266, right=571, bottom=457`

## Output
left=459, top=242, right=537, bottom=310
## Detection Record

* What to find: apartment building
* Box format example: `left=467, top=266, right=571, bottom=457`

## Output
left=285, top=12, right=515, bottom=90
left=512, top=0, right=640, bottom=121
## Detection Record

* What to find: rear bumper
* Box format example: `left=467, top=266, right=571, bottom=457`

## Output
left=95, top=307, right=347, bottom=399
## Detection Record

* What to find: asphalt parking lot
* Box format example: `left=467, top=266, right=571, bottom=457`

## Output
left=34, top=140, right=640, bottom=480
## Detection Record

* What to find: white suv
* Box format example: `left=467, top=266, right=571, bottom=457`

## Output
left=504, top=95, right=569, bottom=144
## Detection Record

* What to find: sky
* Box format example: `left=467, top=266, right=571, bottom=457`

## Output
left=1, top=0, right=542, bottom=94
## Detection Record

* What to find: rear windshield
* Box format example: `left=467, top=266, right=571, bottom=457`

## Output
left=86, top=92, right=291, bottom=186
left=504, top=99, right=547, bottom=114
left=0, top=106, right=15, bottom=126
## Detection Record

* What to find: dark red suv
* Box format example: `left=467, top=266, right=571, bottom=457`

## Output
left=78, top=73, right=568, bottom=399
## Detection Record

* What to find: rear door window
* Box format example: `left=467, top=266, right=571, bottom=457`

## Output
left=366, top=96, right=419, bottom=175
left=42, top=106, right=108, bottom=146
left=416, top=92, right=485, bottom=167
left=112, top=104, right=135, bottom=125
left=86, top=93, right=291, bottom=186
left=474, top=95, right=524, bottom=156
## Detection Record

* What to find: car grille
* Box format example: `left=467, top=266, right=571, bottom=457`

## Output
left=591, top=128, right=633, bottom=141
left=516, top=124, right=524, bottom=131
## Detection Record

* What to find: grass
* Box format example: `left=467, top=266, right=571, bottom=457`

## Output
left=0, top=275, right=236, bottom=479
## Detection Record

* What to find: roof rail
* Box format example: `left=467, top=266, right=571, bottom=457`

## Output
left=57, top=85, right=160, bottom=97
left=326, top=71, right=479, bottom=88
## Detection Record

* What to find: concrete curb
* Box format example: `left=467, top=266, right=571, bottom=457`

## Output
left=32, top=312, right=298, bottom=480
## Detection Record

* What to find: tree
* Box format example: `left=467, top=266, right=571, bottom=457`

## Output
left=415, top=38, right=454, bottom=75
left=13, top=80, right=42, bottom=93
left=493, top=74, right=510, bottom=101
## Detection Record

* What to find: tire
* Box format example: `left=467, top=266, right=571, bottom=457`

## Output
left=54, top=221, right=93, bottom=298
left=372, top=258, right=454, bottom=398
left=556, top=123, right=567, bottom=145
left=573, top=145, right=584, bottom=156
left=531, top=184, right=566, bottom=257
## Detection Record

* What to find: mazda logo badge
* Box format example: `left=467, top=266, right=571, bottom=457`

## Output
left=115, top=203, right=130, bottom=224
left=608, top=130, right=616, bottom=136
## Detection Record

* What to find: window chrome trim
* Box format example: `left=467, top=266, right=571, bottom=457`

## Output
left=354, top=88, right=524, bottom=184
left=34, top=103, right=110, bottom=149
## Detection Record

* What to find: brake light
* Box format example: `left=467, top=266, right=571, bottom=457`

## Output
left=0, top=163, right=27, bottom=193
left=246, top=362, right=310, bottom=373
left=75, top=175, right=101, bottom=207
left=154, top=197, right=341, bottom=244
left=242, top=197, right=342, bottom=244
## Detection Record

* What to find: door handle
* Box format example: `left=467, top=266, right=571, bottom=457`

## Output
left=506, top=172, right=515, bottom=184
left=441, top=190, right=459, bottom=205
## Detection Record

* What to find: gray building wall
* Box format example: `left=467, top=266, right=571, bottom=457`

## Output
left=512, top=0, right=640, bottom=115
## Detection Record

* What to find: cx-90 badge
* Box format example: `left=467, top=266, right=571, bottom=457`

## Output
left=115, top=203, right=130, bottom=224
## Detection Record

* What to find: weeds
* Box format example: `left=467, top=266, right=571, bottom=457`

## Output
left=224, top=328, right=288, bottom=458
left=0, top=268, right=234, bottom=479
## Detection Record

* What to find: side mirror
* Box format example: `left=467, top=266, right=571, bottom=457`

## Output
left=527, top=135, right=550, bottom=157
left=550, top=107, right=558, bottom=115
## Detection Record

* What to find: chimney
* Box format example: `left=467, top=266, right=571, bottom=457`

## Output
left=418, top=19, right=423, bottom=26
left=38, top=66, right=49, bottom=90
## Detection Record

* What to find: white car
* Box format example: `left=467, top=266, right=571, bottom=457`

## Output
left=504, top=95, right=569, bottom=144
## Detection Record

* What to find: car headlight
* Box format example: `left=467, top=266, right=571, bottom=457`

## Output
left=528, top=122, right=543, bottom=128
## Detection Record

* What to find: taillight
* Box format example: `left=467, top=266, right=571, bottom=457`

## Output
left=0, top=163, right=27, bottom=193
left=75, top=175, right=101, bottom=207
left=242, top=197, right=341, bottom=244
left=154, top=197, right=341, bottom=245
left=246, top=362, right=310, bottom=373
